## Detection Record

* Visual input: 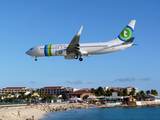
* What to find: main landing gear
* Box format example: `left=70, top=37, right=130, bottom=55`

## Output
left=79, top=56, right=83, bottom=61
left=74, top=55, right=78, bottom=59
left=74, top=55, right=83, bottom=61
left=79, top=58, right=83, bottom=61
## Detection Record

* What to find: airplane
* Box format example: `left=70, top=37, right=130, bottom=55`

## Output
left=26, top=20, right=136, bottom=61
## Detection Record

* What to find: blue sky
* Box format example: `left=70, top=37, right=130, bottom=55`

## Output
left=0, top=0, right=160, bottom=94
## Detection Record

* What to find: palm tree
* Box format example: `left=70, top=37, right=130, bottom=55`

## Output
left=130, top=88, right=136, bottom=96
left=139, top=90, right=145, bottom=101
left=146, top=90, right=150, bottom=95
left=27, top=94, right=32, bottom=101
left=19, top=91, right=26, bottom=99
left=118, top=91, right=123, bottom=96
left=41, top=92, right=46, bottom=100
left=96, top=87, right=105, bottom=96
left=91, top=88, right=96, bottom=94
left=105, top=89, right=112, bottom=96
left=145, top=90, right=150, bottom=100
left=135, top=93, right=140, bottom=100
left=122, top=88, right=128, bottom=96
left=151, top=89, right=158, bottom=96
left=4, top=93, right=8, bottom=99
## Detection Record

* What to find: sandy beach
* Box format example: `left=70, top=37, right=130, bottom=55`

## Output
left=0, top=106, right=46, bottom=120
left=0, top=103, right=87, bottom=120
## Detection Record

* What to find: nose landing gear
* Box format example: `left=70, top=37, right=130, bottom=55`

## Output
left=35, top=57, right=37, bottom=61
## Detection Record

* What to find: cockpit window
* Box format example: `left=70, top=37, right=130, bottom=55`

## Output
left=30, top=48, right=33, bottom=50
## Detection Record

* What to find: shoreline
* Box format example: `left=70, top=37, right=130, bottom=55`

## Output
left=39, top=103, right=160, bottom=120
left=0, top=103, right=87, bottom=120
left=1, top=102, right=160, bottom=120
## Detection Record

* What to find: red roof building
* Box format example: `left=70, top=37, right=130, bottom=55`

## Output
left=5, top=87, right=26, bottom=89
left=38, top=86, right=74, bottom=98
left=0, top=87, right=34, bottom=95
left=66, top=89, right=92, bottom=98
left=42, top=86, right=63, bottom=89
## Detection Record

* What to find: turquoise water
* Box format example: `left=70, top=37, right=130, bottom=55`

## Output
left=40, top=106, right=160, bottom=120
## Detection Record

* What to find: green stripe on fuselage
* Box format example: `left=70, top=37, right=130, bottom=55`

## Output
left=48, top=45, right=52, bottom=56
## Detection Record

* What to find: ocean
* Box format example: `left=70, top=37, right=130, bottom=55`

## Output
left=39, top=106, right=160, bottom=120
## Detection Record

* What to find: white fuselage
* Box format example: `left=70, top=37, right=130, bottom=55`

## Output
left=26, top=39, right=132, bottom=58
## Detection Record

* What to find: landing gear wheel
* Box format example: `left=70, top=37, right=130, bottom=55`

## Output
left=35, top=57, right=37, bottom=61
left=79, top=58, right=83, bottom=61
left=75, top=55, right=78, bottom=59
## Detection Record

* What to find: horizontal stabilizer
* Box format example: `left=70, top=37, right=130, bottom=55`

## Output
left=132, top=44, right=138, bottom=45
left=122, top=37, right=135, bottom=45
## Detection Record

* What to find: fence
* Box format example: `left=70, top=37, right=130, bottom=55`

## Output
left=0, top=99, right=65, bottom=107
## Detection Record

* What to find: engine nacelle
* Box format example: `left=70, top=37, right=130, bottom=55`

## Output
left=65, top=56, right=75, bottom=59
left=56, top=50, right=67, bottom=56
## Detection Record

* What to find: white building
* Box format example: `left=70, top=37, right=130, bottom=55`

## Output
left=126, top=87, right=138, bottom=95
left=104, top=86, right=138, bottom=95
left=0, top=87, right=34, bottom=95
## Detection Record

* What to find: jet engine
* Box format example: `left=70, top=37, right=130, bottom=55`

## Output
left=65, top=56, right=75, bottom=59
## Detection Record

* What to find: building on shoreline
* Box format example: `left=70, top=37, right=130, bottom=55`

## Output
left=126, top=87, right=138, bottom=95
left=37, top=86, right=74, bottom=98
left=104, top=86, right=138, bottom=95
left=0, top=86, right=75, bottom=99
left=104, top=87, right=123, bottom=92
left=66, top=89, right=92, bottom=99
left=0, top=87, right=34, bottom=96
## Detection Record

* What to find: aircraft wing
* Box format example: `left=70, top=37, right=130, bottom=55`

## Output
left=67, top=26, right=83, bottom=55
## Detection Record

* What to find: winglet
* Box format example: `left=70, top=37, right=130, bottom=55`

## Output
left=76, top=26, right=83, bottom=36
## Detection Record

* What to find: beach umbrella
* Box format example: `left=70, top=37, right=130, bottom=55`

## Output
left=101, top=98, right=107, bottom=100
left=94, top=98, right=100, bottom=101
left=106, top=98, right=110, bottom=101
left=88, top=98, right=100, bottom=101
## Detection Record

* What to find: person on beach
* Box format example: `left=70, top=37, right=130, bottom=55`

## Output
left=32, top=115, right=34, bottom=120
left=17, top=110, right=20, bottom=117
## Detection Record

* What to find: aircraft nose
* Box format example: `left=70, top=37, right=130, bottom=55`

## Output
left=26, top=50, right=32, bottom=56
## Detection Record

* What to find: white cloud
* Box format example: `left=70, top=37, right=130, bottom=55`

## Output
left=87, top=82, right=94, bottom=84
left=65, top=80, right=82, bottom=85
left=30, top=81, right=36, bottom=84
left=141, top=78, right=150, bottom=81
left=115, top=77, right=151, bottom=82
left=115, top=77, right=135, bottom=82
